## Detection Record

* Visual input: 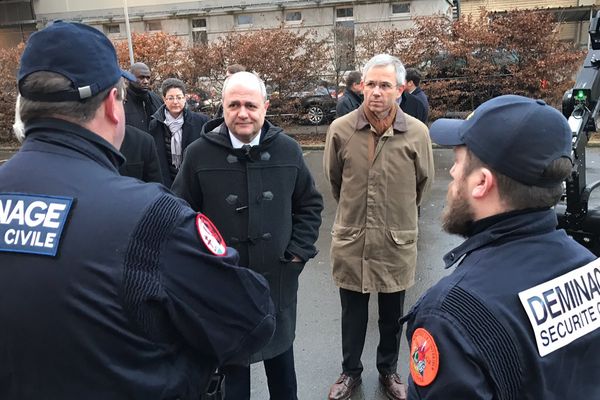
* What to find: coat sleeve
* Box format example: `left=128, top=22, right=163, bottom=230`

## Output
left=171, top=143, right=204, bottom=211
left=323, top=124, right=343, bottom=203
left=142, top=133, right=164, bottom=184
left=405, top=309, right=495, bottom=400
left=286, top=148, right=324, bottom=262
left=414, top=127, right=434, bottom=206
left=121, top=194, right=275, bottom=366
left=336, top=98, right=351, bottom=118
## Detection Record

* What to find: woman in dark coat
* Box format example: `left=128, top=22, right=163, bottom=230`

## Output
left=148, top=78, right=209, bottom=187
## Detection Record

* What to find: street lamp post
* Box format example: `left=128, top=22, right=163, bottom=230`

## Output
left=123, top=0, right=134, bottom=66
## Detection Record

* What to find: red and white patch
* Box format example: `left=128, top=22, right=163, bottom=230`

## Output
left=410, top=327, right=440, bottom=386
left=195, top=213, right=227, bottom=256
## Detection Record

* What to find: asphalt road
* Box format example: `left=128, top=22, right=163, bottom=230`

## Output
left=2, top=147, right=600, bottom=399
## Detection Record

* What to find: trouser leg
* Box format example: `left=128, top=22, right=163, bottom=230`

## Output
left=340, top=287, right=370, bottom=377
left=376, top=290, right=406, bottom=375
left=221, top=364, right=250, bottom=400
left=264, top=345, right=298, bottom=400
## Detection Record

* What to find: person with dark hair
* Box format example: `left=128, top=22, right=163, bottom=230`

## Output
left=325, top=54, right=434, bottom=400
left=336, top=71, right=363, bottom=118
left=148, top=77, right=209, bottom=187
left=123, top=62, right=163, bottom=131
left=402, top=95, right=600, bottom=399
left=119, top=125, right=163, bottom=183
left=172, top=71, right=323, bottom=400
left=405, top=68, right=428, bottom=112
left=0, top=20, right=275, bottom=399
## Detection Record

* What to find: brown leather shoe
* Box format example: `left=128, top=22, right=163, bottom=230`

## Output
left=379, top=373, right=407, bottom=400
left=328, top=373, right=362, bottom=400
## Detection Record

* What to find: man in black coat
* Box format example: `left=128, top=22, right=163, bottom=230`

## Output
left=123, top=62, right=163, bottom=131
left=400, top=91, right=428, bottom=124
left=336, top=71, right=363, bottom=118
left=119, top=125, right=163, bottom=183
left=405, top=68, right=429, bottom=114
left=172, top=71, right=323, bottom=400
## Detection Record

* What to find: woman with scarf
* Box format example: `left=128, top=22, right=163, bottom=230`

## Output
left=149, top=78, right=209, bottom=187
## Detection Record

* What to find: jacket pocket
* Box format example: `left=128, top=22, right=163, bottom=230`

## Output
left=388, top=229, right=416, bottom=246
left=279, top=261, right=305, bottom=311
left=331, top=225, right=363, bottom=241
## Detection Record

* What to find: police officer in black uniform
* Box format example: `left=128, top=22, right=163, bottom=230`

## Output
left=402, top=95, right=600, bottom=399
left=0, top=21, right=275, bottom=400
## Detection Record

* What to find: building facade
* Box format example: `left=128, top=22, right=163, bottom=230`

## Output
left=1, top=0, right=457, bottom=48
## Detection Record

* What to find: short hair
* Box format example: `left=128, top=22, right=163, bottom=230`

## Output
left=130, top=62, right=150, bottom=75
left=19, top=71, right=125, bottom=124
left=345, top=71, right=362, bottom=87
left=161, top=78, right=186, bottom=96
left=226, top=64, right=246, bottom=75
left=222, top=71, right=267, bottom=102
left=464, top=148, right=571, bottom=210
left=362, top=54, right=406, bottom=86
left=405, top=68, right=422, bottom=86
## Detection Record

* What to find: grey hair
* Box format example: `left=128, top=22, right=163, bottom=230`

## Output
left=362, top=54, right=406, bottom=86
left=222, top=71, right=267, bottom=102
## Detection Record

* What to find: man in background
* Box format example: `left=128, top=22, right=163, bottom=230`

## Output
left=336, top=71, right=363, bottom=118
left=405, top=68, right=429, bottom=112
left=124, top=62, right=163, bottom=131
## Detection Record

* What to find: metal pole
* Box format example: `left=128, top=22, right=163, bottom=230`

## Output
left=123, top=0, right=134, bottom=66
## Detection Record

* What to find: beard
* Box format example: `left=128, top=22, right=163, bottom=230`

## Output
left=442, top=186, right=475, bottom=237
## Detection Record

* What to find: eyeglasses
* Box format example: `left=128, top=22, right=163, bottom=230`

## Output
left=364, top=81, right=396, bottom=91
left=165, top=95, right=185, bottom=102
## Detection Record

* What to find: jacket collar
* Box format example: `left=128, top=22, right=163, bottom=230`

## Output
left=23, top=117, right=125, bottom=170
left=443, top=208, right=558, bottom=269
left=355, top=104, right=407, bottom=134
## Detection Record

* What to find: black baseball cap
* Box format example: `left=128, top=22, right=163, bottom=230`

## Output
left=18, top=20, right=135, bottom=102
left=429, top=95, right=572, bottom=187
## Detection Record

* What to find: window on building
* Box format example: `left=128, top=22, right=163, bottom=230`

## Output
left=146, top=21, right=162, bottom=32
left=336, top=7, right=353, bottom=19
left=285, top=11, right=302, bottom=23
left=236, top=14, right=253, bottom=26
left=391, top=3, right=410, bottom=15
left=192, top=18, right=208, bottom=45
left=105, top=24, right=120, bottom=34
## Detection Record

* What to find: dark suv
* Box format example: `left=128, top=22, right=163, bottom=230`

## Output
left=267, top=87, right=337, bottom=125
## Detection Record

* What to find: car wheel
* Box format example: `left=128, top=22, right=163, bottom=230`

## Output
left=306, top=104, right=325, bottom=125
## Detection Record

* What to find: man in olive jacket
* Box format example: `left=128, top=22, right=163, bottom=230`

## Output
left=324, top=54, right=434, bottom=400
left=172, top=71, right=323, bottom=400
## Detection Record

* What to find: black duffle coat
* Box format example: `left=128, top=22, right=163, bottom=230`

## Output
left=172, top=118, right=323, bottom=362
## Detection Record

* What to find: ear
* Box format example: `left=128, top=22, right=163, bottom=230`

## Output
left=103, top=87, right=121, bottom=124
left=396, top=83, right=405, bottom=100
left=264, top=99, right=270, bottom=111
left=471, top=167, right=495, bottom=199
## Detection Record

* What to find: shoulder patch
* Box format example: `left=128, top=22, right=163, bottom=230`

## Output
left=195, top=213, right=226, bottom=256
left=0, top=193, right=73, bottom=256
left=410, top=327, right=440, bottom=387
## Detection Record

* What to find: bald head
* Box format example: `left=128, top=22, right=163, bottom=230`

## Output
left=130, top=62, right=151, bottom=90
left=222, top=71, right=267, bottom=102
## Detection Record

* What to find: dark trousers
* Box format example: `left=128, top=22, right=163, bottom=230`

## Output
left=222, top=345, right=298, bottom=400
left=340, top=288, right=406, bottom=377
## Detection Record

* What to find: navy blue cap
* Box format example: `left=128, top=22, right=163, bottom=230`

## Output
left=18, top=20, right=135, bottom=102
left=429, top=95, right=572, bottom=187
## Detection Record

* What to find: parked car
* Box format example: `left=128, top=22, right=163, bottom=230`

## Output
left=267, top=87, right=337, bottom=125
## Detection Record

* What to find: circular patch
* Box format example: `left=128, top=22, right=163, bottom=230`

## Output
left=410, top=327, right=439, bottom=386
left=195, top=213, right=227, bottom=256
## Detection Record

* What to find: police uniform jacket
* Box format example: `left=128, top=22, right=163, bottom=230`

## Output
left=0, top=118, right=275, bottom=400
left=148, top=105, right=209, bottom=187
left=172, top=118, right=323, bottom=362
left=324, top=105, right=434, bottom=293
left=403, top=209, right=600, bottom=399
left=119, top=124, right=163, bottom=183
